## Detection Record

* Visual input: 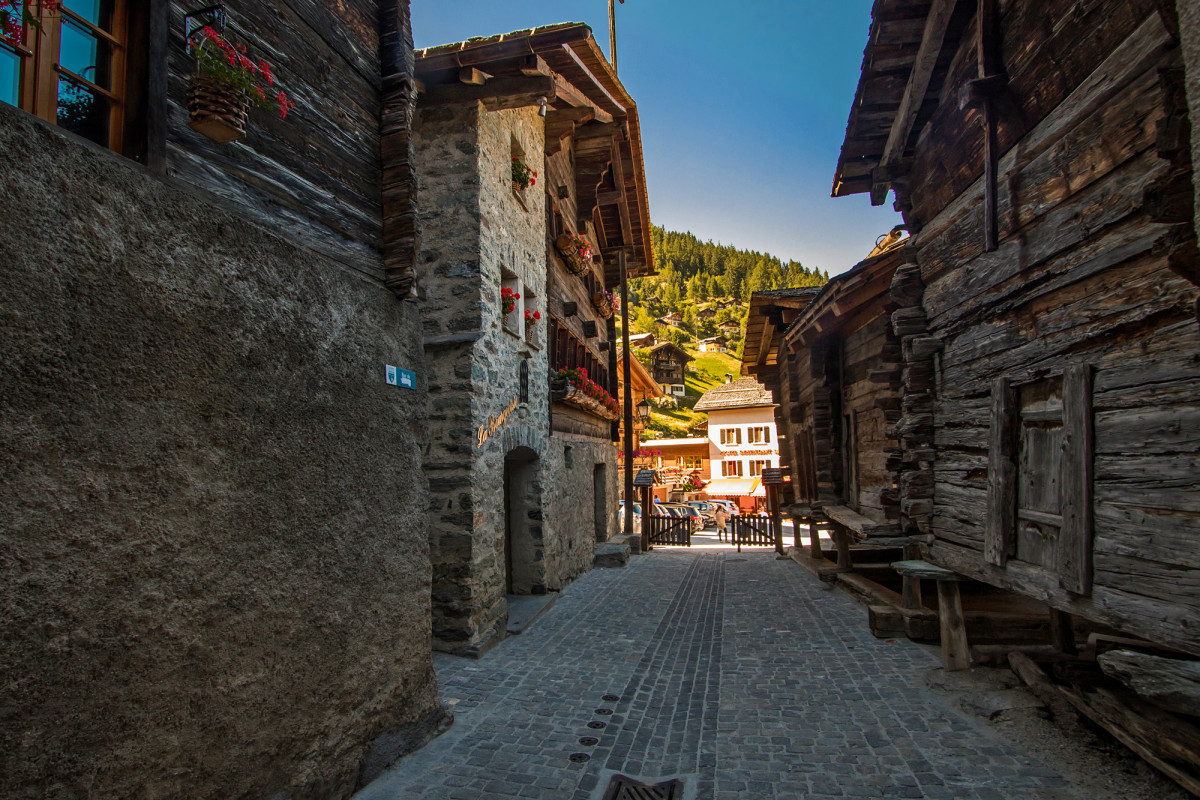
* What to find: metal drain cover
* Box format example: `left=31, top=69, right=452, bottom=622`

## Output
left=602, top=775, right=684, bottom=799
left=587, top=720, right=607, bottom=729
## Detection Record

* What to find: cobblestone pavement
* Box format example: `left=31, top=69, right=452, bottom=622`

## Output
left=356, top=550, right=1079, bottom=800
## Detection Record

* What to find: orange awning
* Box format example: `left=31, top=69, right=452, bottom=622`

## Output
left=704, top=478, right=760, bottom=497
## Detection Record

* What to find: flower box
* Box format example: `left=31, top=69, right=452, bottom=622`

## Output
left=555, top=234, right=592, bottom=277
left=550, top=369, right=620, bottom=421
left=557, top=385, right=621, bottom=421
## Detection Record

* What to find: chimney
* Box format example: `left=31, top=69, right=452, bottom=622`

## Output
left=724, top=373, right=733, bottom=384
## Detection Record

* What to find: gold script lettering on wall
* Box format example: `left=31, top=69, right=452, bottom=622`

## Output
left=476, top=397, right=520, bottom=448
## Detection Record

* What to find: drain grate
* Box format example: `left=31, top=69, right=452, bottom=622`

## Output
left=594, top=707, right=613, bottom=715
left=568, top=752, right=591, bottom=763
left=587, top=721, right=607, bottom=729
left=602, top=775, right=684, bottom=800
left=578, top=736, right=599, bottom=746
left=602, top=694, right=621, bottom=702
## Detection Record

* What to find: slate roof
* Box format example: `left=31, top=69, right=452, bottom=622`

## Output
left=693, top=377, right=775, bottom=412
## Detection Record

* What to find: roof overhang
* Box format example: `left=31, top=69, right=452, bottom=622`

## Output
left=740, top=288, right=824, bottom=378
left=783, top=244, right=911, bottom=349
left=831, top=0, right=973, bottom=205
left=416, top=24, right=655, bottom=285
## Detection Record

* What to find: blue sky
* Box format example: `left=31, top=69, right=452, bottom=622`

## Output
left=412, top=1, right=902, bottom=276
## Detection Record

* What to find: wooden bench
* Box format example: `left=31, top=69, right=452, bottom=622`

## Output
left=822, top=505, right=911, bottom=573
left=891, top=560, right=971, bottom=671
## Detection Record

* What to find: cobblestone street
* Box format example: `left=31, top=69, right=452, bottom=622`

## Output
left=356, top=550, right=1085, bottom=800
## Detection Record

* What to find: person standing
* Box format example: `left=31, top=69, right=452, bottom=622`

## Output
left=714, top=505, right=728, bottom=542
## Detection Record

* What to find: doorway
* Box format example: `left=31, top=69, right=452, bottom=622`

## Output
left=504, top=446, right=543, bottom=594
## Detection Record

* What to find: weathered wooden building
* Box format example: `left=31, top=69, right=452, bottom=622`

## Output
left=745, top=252, right=912, bottom=553
left=412, top=24, right=653, bottom=656
left=1, top=1, right=443, bottom=798
left=831, top=0, right=1200, bottom=655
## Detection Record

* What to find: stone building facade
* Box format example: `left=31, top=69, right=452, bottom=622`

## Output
left=0, top=3, right=444, bottom=799
left=413, top=24, right=654, bottom=655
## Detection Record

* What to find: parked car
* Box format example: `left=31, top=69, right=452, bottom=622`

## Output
left=661, top=503, right=703, bottom=532
left=685, top=501, right=717, bottom=526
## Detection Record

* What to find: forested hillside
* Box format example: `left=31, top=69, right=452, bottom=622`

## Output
left=626, top=226, right=829, bottom=354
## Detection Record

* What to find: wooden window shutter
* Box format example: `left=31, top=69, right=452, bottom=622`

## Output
left=985, top=377, right=1017, bottom=566
left=1059, top=364, right=1094, bottom=595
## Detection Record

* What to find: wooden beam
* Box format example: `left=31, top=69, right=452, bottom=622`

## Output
left=552, top=74, right=614, bottom=123
left=610, top=139, right=635, bottom=248
left=420, top=75, right=555, bottom=111
left=557, top=43, right=626, bottom=113
left=458, top=67, right=488, bottom=85
left=870, top=0, right=958, bottom=205
left=519, top=54, right=550, bottom=77
left=1060, top=363, right=1094, bottom=596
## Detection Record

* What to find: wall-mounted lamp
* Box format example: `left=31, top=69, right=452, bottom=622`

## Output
left=537, top=97, right=548, bottom=117
left=636, top=398, right=652, bottom=421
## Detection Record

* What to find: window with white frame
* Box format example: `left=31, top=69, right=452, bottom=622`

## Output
left=719, top=427, right=742, bottom=446
left=677, top=455, right=702, bottom=469
left=721, top=460, right=743, bottom=477
left=747, top=426, right=771, bottom=444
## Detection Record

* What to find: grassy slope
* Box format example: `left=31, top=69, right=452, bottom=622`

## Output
left=644, top=347, right=742, bottom=439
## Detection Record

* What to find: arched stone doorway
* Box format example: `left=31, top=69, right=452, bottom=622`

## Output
left=503, top=446, right=544, bottom=595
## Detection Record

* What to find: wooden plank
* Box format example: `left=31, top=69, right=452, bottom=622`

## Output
left=824, top=505, right=901, bottom=539
left=1061, top=363, right=1095, bottom=595
left=985, top=377, right=1017, bottom=565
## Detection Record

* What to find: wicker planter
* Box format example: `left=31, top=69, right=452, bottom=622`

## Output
left=591, top=291, right=615, bottom=319
left=555, top=234, right=592, bottom=277
left=187, top=77, right=249, bottom=143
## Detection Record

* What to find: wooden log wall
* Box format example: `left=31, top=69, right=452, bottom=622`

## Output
left=905, top=5, right=1200, bottom=655
left=165, top=0, right=385, bottom=280
left=840, top=314, right=903, bottom=522
left=545, top=123, right=615, bottom=432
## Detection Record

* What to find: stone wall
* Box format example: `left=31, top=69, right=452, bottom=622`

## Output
left=0, top=105, right=441, bottom=799
left=542, top=436, right=621, bottom=588
left=416, top=102, right=556, bottom=653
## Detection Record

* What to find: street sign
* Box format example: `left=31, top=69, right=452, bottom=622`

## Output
left=633, top=469, right=656, bottom=487
left=760, top=468, right=785, bottom=486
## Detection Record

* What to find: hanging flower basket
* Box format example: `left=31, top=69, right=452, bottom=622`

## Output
left=555, top=234, right=593, bottom=277
left=187, top=77, right=250, bottom=143
left=591, top=290, right=616, bottom=319
left=187, top=25, right=295, bottom=144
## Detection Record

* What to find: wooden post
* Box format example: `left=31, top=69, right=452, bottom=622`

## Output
left=1050, top=608, right=1078, bottom=655
left=901, top=543, right=923, bottom=610
left=937, top=581, right=971, bottom=671
left=608, top=0, right=617, bottom=74
left=620, top=250, right=634, bottom=539
left=640, top=484, right=651, bottom=550
left=808, top=517, right=823, bottom=560
left=770, top=486, right=784, bottom=555
left=834, top=528, right=852, bottom=572
left=1060, top=363, right=1094, bottom=596
left=792, top=516, right=803, bottom=550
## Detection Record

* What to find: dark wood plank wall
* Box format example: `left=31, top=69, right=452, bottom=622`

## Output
left=906, top=0, right=1163, bottom=231
left=907, top=5, right=1200, bottom=654
left=840, top=314, right=903, bottom=523
left=546, top=136, right=611, bottom=362
left=164, top=0, right=384, bottom=280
